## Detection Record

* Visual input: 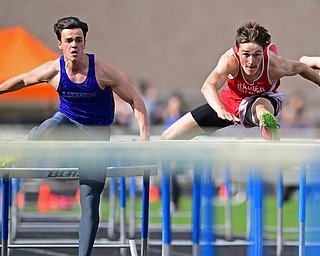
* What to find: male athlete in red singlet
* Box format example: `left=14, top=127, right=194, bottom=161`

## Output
left=162, top=20, right=320, bottom=142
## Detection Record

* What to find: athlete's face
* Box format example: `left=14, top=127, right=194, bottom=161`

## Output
left=57, top=28, right=86, bottom=61
left=237, top=43, right=263, bottom=78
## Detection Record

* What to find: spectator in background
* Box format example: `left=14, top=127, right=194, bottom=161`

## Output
left=163, top=92, right=189, bottom=211
left=113, top=72, right=135, bottom=128
left=139, top=79, right=164, bottom=126
left=129, top=80, right=164, bottom=133
left=163, top=92, right=188, bottom=129
left=113, top=92, right=132, bottom=126
left=279, top=92, right=313, bottom=128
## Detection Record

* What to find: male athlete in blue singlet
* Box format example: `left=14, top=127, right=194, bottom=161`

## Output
left=0, top=17, right=149, bottom=256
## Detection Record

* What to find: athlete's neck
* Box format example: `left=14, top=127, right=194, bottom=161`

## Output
left=64, top=54, right=89, bottom=83
left=243, top=66, right=263, bottom=83
left=64, top=54, right=89, bottom=76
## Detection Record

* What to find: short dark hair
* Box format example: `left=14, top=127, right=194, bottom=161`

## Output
left=54, top=16, right=88, bottom=41
left=235, top=21, right=271, bottom=49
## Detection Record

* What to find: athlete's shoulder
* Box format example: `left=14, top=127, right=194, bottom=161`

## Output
left=223, top=47, right=235, bottom=57
left=93, top=55, right=116, bottom=70
left=268, top=49, right=289, bottom=81
left=219, top=48, right=237, bottom=64
left=265, top=43, right=279, bottom=56
left=216, top=48, right=238, bottom=75
left=93, top=55, right=123, bottom=87
left=44, top=58, right=61, bottom=70
left=32, top=58, right=60, bottom=77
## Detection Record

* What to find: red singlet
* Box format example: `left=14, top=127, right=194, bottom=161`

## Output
left=219, top=43, right=281, bottom=118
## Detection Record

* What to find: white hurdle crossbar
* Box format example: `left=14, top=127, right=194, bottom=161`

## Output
left=0, top=165, right=158, bottom=256
left=0, top=165, right=158, bottom=178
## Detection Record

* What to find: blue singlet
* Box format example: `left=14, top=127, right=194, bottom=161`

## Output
left=57, top=54, right=114, bottom=125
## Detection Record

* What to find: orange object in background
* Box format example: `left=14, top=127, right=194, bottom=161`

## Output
left=37, top=183, right=51, bottom=212
left=38, top=183, right=77, bottom=212
left=75, top=187, right=80, bottom=204
left=149, top=186, right=160, bottom=202
left=219, top=184, right=228, bottom=200
left=17, top=190, right=25, bottom=209
left=0, top=26, right=59, bottom=104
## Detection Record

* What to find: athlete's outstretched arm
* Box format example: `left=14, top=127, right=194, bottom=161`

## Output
left=96, top=57, right=149, bottom=141
left=114, top=78, right=150, bottom=141
left=299, top=56, right=320, bottom=69
left=0, top=60, right=59, bottom=94
left=270, top=53, right=320, bottom=87
left=201, top=50, right=240, bottom=123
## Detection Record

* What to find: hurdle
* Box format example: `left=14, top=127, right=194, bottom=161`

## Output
left=156, top=139, right=320, bottom=256
left=0, top=139, right=319, bottom=256
left=0, top=164, right=158, bottom=256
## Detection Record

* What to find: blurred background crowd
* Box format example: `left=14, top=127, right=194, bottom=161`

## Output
left=1, top=0, right=320, bottom=139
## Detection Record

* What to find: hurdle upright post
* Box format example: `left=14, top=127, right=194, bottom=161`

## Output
left=247, top=169, right=263, bottom=256
left=108, top=177, right=117, bottom=240
left=1, top=174, right=10, bottom=256
left=246, top=170, right=253, bottom=241
left=161, top=160, right=172, bottom=256
left=141, top=170, right=151, bottom=256
left=129, top=176, right=136, bottom=238
left=299, top=162, right=306, bottom=256
left=200, top=162, right=214, bottom=256
left=224, top=166, right=232, bottom=241
left=10, top=178, right=20, bottom=241
left=253, top=170, right=263, bottom=256
left=192, top=163, right=201, bottom=256
left=305, top=161, right=320, bottom=256
left=120, top=176, right=127, bottom=256
left=276, top=169, right=283, bottom=256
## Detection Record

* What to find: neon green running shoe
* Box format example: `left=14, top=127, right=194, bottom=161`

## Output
left=260, top=111, right=280, bottom=142
left=0, top=155, right=16, bottom=167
